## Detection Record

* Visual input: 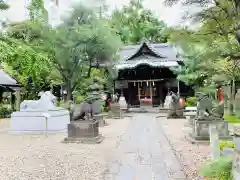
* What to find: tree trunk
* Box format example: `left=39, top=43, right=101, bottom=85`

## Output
left=66, top=80, right=72, bottom=102
left=228, top=80, right=235, bottom=115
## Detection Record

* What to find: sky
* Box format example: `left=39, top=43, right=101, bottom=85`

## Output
left=1, top=0, right=188, bottom=27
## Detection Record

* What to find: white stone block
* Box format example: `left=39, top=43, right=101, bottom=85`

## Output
left=10, top=108, right=70, bottom=133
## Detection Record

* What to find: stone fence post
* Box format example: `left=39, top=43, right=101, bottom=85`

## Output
left=232, top=126, right=240, bottom=180
left=209, top=122, right=220, bottom=160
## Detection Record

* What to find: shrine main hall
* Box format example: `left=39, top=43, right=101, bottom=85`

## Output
left=113, top=42, right=192, bottom=107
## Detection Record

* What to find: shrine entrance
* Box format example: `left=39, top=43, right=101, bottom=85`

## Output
left=127, top=79, right=167, bottom=107
left=115, top=64, right=178, bottom=108
left=113, top=42, right=193, bottom=108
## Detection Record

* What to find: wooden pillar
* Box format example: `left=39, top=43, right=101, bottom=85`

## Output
left=138, top=81, right=140, bottom=101
left=177, top=79, right=180, bottom=96
left=150, top=81, right=153, bottom=100
left=15, top=89, right=21, bottom=111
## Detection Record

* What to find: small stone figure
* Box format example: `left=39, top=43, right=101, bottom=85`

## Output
left=167, top=91, right=184, bottom=118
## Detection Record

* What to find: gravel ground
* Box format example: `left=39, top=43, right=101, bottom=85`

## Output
left=0, top=118, right=131, bottom=180
left=158, top=116, right=210, bottom=180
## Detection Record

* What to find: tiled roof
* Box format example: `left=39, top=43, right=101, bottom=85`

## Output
left=0, top=69, right=21, bottom=88
left=114, top=42, right=183, bottom=70
left=117, top=43, right=182, bottom=62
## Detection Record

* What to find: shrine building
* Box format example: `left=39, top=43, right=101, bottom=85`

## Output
left=113, top=42, right=192, bottom=107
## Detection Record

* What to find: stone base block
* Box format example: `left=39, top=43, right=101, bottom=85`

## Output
left=167, top=109, right=185, bottom=119
left=62, top=135, right=104, bottom=144
left=10, top=108, right=70, bottom=133
left=186, top=133, right=232, bottom=144
left=94, top=114, right=106, bottom=127
left=187, top=120, right=232, bottom=143
left=159, top=108, right=169, bottom=114
left=63, top=120, right=104, bottom=144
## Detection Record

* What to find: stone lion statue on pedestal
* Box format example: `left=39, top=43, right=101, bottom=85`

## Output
left=20, top=91, right=57, bottom=110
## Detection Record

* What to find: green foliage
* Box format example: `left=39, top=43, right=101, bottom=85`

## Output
left=75, top=96, right=86, bottom=104
left=199, top=156, right=233, bottom=180
left=0, top=105, right=12, bottom=118
left=219, top=140, right=235, bottom=152
left=0, top=1, right=9, bottom=10
left=27, top=0, right=48, bottom=22
left=224, top=115, right=240, bottom=124
left=184, top=97, right=197, bottom=107
left=110, top=0, right=169, bottom=44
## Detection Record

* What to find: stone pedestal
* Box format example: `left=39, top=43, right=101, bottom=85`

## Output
left=63, top=120, right=104, bottom=144
left=189, top=119, right=231, bottom=143
left=167, top=108, right=185, bottom=119
left=184, top=111, right=196, bottom=126
left=110, top=103, right=122, bottom=119
left=10, top=108, right=70, bottom=133
left=94, top=114, right=106, bottom=127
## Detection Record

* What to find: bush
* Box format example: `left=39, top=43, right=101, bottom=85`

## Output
left=199, top=156, right=233, bottom=180
left=0, top=105, right=12, bottom=118
left=185, top=97, right=197, bottom=107
left=219, top=140, right=235, bottom=152
left=224, top=115, right=240, bottom=124
left=75, top=96, right=86, bottom=104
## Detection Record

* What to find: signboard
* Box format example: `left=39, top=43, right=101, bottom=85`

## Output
left=115, top=80, right=128, bottom=89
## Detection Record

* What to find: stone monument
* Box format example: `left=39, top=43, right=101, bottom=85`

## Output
left=108, top=92, right=122, bottom=119
left=167, top=91, right=185, bottom=118
left=119, top=93, right=128, bottom=112
left=10, top=91, right=70, bottom=133
left=63, top=79, right=104, bottom=143
left=63, top=97, right=104, bottom=144
left=188, top=92, right=231, bottom=143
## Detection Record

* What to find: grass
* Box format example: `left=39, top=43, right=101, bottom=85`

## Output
left=224, top=115, right=240, bottom=124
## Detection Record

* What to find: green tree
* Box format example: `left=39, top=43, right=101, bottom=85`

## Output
left=28, top=0, right=48, bottom=22
left=110, top=0, right=169, bottom=44
left=0, top=20, right=60, bottom=99
left=46, top=4, right=121, bottom=101
left=0, top=0, right=9, bottom=10
left=166, top=0, right=240, bottom=115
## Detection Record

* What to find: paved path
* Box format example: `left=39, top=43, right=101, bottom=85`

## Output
left=104, top=113, right=186, bottom=180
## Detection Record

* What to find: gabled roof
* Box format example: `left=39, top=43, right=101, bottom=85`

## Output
left=0, top=69, right=21, bottom=88
left=114, top=42, right=183, bottom=70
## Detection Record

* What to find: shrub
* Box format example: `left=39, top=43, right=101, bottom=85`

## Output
left=0, top=105, right=12, bottom=118
left=224, top=115, right=240, bottom=124
left=75, top=96, right=86, bottom=104
left=185, top=97, right=197, bottom=107
left=199, top=156, right=233, bottom=180
left=219, top=140, right=235, bottom=152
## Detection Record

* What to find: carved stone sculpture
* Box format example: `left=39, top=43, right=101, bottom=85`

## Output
left=20, top=91, right=57, bottom=110
left=11, top=91, right=70, bottom=133
left=195, top=92, right=224, bottom=121
left=63, top=79, right=104, bottom=144
left=167, top=91, right=184, bottom=118
left=188, top=92, right=231, bottom=143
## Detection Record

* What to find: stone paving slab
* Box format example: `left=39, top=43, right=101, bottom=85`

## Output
left=104, top=113, right=186, bottom=180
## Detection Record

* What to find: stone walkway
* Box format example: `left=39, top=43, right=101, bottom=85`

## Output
left=104, top=113, right=186, bottom=180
